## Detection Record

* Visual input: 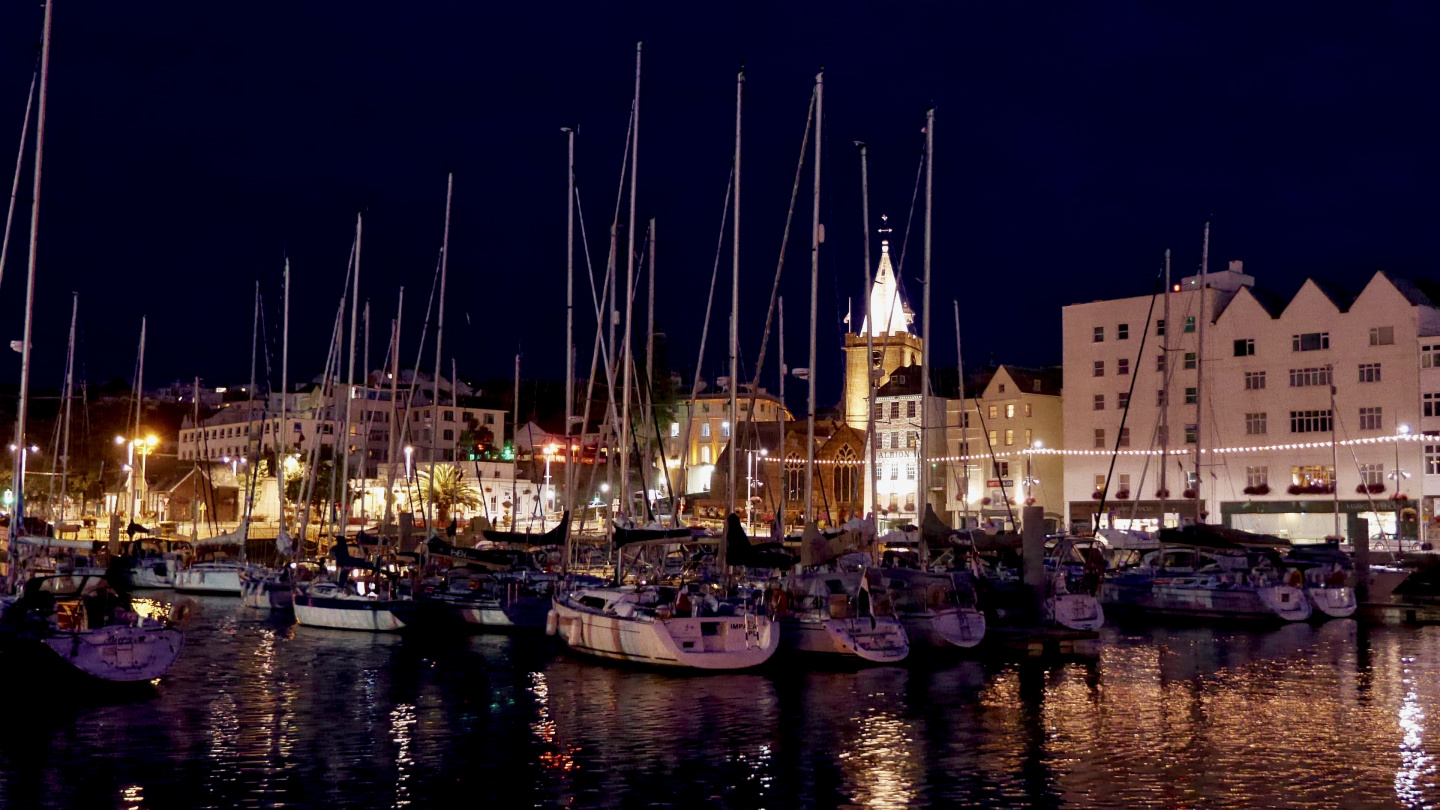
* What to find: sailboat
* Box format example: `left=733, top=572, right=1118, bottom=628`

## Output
left=550, top=52, right=779, bottom=670
left=418, top=514, right=568, bottom=629
left=241, top=263, right=295, bottom=610
left=0, top=1, right=183, bottom=681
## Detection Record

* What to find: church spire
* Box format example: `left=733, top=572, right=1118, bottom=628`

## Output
left=858, top=215, right=913, bottom=336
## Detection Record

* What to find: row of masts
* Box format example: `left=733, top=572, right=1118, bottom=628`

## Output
left=3, top=18, right=948, bottom=557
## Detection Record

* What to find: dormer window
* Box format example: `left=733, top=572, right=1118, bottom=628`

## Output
left=893, top=374, right=906, bottom=385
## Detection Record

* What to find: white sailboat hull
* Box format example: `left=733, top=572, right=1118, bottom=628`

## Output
left=550, top=600, right=779, bottom=670
left=1306, top=586, right=1356, bottom=619
left=174, top=564, right=241, bottom=595
left=293, top=600, right=407, bottom=632
left=778, top=616, right=910, bottom=663
left=240, top=576, right=293, bottom=610
left=126, top=562, right=177, bottom=590
left=899, top=608, right=986, bottom=650
left=38, top=624, right=184, bottom=682
left=1045, top=594, right=1105, bottom=631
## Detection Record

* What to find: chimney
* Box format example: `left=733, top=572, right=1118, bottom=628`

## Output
left=1229, top=260, right=1243, bottom=273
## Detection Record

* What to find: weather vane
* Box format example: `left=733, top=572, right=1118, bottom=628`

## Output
left=878, top=214, right=892, bottom=236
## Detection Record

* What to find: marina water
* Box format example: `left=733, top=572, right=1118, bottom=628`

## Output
left=1, top=595, right=1436, bottom=809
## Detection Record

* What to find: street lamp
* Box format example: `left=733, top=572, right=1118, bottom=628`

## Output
left=746, top=448, right=768, bottom=533
left=404, top=445, right=414, bottom=481
left=543, top=442, right=559, bottom=527
left=1024, top=440, right=1043, bottom=505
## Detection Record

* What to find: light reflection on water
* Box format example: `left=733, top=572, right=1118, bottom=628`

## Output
left=0, top=599, right=1436, bottom=809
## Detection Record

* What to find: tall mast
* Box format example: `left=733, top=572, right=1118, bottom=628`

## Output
left=1193, top=221, right=1209, bottom=519
left=619, top=42, right=641, bottom=522
left=727, top=66, right=743, bottom=524
left=278, top=260, right=290, bottom=544
left=341, top=213, right=361, bottom=533
left=919, top=107, right=934, bottom=525
left=644, top=217, right=655, bottom=516
left=804, top=70, right=823, bottom=524
left=11, top=0, right=52, bottom=557
left=1158, top=249, right=1170, bottom=527
left=359, top=301, right=371, bottom=526
left=431, top=173, right=453, bottom=528
left=953, top=300, right=968, bottom=528
left=56, top=292, right=76, bottom=523
left=857, top=141, right=878, bottom=526
left=192, top=377, right=200, bottom=545
left=776, top=296, right=786, bottom=534
left=0, top=71, right=36, bottom=294
left=563, top=125, right=576, bottom=523
left=512, top=353, right=521, bottom=529
left=382, top=288, right=403, bottom=537
left=129, top=318, right=146, bottom=526
left=242, top=280, right=259, bottom=560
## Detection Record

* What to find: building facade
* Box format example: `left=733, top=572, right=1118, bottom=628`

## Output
left=1063, top=260, right=1438, bottom=542
left=941, top=365, right=1065, bottom=531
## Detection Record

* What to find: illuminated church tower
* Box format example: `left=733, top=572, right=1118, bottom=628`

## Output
left=843, top=236, right=923, bottom=429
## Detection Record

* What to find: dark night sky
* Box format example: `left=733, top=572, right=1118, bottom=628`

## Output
left=0, top=2, right=1436, bottom=412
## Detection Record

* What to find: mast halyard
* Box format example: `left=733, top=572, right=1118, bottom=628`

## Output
left=953, top=300, right=968, bottom=529
left=1159, top=249, right=1171, bottom=529
left=720, top=64, right=742, bottom=573
left=1193, top=221, right=1210, bottom=521
left=278, top=260, right=291, bottom=549
left=340, top=213, right=361, bottom=538
left=803, top=70, right=822, bottom=524
left=0, top=70, right=35, bottom=297
left=242, top=280, right=260, bottom=562
left=431, top=173, right=453, bottom=534
left=563, top=125, right=576, bottom=530
left=382, top=287, right=403, bottom=539
left=56, top=292, right=76, bottom=524
left=857, top=142, right=879, bottom=532
left=919, top=107, right=934, bottom=530
left=619, top=42, right=641, bottom=526
left=10, top=0, right=53, bottom=568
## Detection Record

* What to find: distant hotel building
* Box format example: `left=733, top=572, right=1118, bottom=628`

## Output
left=1063, top=260, right=1435, bottom=542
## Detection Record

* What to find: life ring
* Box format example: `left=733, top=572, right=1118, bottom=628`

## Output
left=533, top=551, right=549, bottom=568
left=170, top=597, right=199, bottom=623
left=1286, top=569, right=1304, bottom=588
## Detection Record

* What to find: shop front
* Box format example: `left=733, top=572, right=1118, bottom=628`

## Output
left=1067, top=499, right=1203, bottom=534
left=1220, top=498, right=1418, bottom=545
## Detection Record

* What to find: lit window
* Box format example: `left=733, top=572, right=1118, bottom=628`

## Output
left=1024, top=403, right=1032, bottom=417
left=701, top=422, right=712, bottom=438
left=1359, top=407, right=1382, bottom=431
left=1005, top=404, right=1015, bottom=418
left=721, top=421, right=731, bottom=438
left=1246, top=466, right=1268, bottom=489
left=670, top=422, right=680, bottom=438
left=1004, top=429, right=1014, bottom=446
left=988, top=430, right=998, bottom=447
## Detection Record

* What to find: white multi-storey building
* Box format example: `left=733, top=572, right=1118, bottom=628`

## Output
left=866, top=364, right=946, bottom=530
left=1064, top=260, right=1438, bottom=542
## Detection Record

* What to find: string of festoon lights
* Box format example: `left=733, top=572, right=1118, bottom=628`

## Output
left=785, top=434, right=1426, bottom=463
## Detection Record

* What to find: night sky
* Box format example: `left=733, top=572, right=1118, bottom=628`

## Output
left=0, top=2, right=1435, bottom=412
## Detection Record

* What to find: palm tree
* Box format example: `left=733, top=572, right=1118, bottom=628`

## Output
left=416, top=464, right=483, bottom=527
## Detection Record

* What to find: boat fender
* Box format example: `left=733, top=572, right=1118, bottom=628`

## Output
left=545, top=609, right=559, bottom=636
left=566, top=615, right=582, bottom=646
left=171, top=598, right=200, bottom=623
left=770, top=589, right=788, bottom=617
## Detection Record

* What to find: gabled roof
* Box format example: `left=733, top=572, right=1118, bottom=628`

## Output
left=875, top=364, right=958, bottom=398
left=1380, top=271, right=1440, bottom=309
left=959, top=364, right=1061, bottom=398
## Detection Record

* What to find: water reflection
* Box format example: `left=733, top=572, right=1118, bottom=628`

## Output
left=0, top=597, right=1437, bottom=809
